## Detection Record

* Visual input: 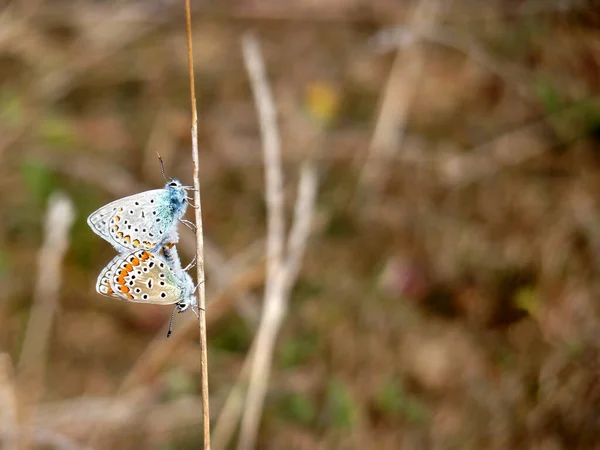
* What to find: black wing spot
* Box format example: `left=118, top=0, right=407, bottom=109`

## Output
left=135, top=288, right=141, bottom=293
left=129, top=210, right=134, bottom=215
left=156, top=218, right=161, bottom=223
left=150, top=199, right=155, bottom=204
left=135, top=201, right=139, bottom=206
left=160, top=281, right=166, bottom=286
left=160, top=292, right=167, bottom=298
left=147, top=279, right=153, bottom=288
left=142, top=294, right=149, bottom=300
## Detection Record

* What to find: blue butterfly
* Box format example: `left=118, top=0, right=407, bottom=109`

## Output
left=87, top=179, right=193, bottom=253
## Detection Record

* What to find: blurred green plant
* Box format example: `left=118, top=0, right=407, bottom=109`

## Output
left=534, top=80, right=563, bottom=114
left=281, top=392, right=317, bottom=426
left=0, top=89, right=24, bottom=127
left=514, top=285, right=540, bottom=317
left=20, top=160, right=59, bottom=208
left=37, top=114, right=77, bottom=149
left=324, top=379, right=359, bottom=429
left=278, top=333, right=320, bottom=368
left=0, top=249, right=10, bottom=277
left=163, top=368, right=196, bottom=400
left=303, top=81, right=341, bottom=127
left=211, top=316, right=252, bottom=353
left=373, top=378, right=428, bottom=425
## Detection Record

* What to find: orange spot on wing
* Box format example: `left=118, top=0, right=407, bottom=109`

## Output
left=120, top=286, right=130, bottom=293
left=124, top=235, right=131, bottom=244
left=131, top=257, right=140, bottom=266
left=114, top=216, right=120, bottom=222
left=113, top=225, right=119, bottom=232
left=141, top=252, right=151, bottom=261
left=125, top=264, right=133, bottom=272
left=117, top=232, right=124, bottom=238
left=143, top=241, right=152, bottom=248
left=117, top=277, right=126, bottom=285
left=132, top=239, right=140, bottom=247
left=165, top=243, right=175, bottom=249
left=107, top=288, right=114, bottom=294
left=126, top=294, right=134, bottom=299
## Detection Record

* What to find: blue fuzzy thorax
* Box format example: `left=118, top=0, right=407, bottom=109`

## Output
left=166, top=178, right=187, bottom=220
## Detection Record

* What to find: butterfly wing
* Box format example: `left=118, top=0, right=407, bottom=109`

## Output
left=101, top=250, right=184, bottom=305
left=87, top=189, right=179, bottom=252
left=96, top=254, right=124, bottom=298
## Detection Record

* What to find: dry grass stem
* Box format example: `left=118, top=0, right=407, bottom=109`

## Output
left=184, top=0, right=211, bottom=447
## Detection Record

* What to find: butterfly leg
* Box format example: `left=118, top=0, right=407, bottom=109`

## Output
left=193, top=279, right=205, bottom=293
left=183, top=255, right=197, bottom=271
left=179, top=219, right=197, bottom=233
left=185, top=198, right=200, bottom=210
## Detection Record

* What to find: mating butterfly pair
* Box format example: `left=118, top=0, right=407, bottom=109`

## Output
left=87, top=175, right=197, bottom=335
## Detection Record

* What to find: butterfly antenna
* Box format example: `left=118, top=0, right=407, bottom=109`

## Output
left=156, top=151, right=168, bottom=183
left=166, top=304, right=178, bottom=337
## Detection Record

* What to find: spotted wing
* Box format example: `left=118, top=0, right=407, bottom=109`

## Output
left=100, top=250, right=184, bottom=305
left=95, top=254, right=124, bottom=298
left=87, top=189, right=177, bottom=252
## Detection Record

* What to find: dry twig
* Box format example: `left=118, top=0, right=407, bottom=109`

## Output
left=16, top=193, right=75, bottom=449
left=18, top=193, right=75, bottom=400
left=231, top=33, right=319, bottom=450
left=356, top=0, right=443, bottom=201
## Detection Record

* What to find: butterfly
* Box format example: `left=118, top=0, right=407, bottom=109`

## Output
left=96, top=245, right=197, bottom=336
left=87, top=178, right=193, bottom=253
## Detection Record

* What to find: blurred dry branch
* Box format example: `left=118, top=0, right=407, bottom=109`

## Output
left=0, top=354, right=18, bottom=449
left=369, top=25, right=536, bottom=101
left=18, top=193, right=75, bottom=401
left=357, top=0, right=444, bottom=202
left=235, top=33, right=319, bottom=450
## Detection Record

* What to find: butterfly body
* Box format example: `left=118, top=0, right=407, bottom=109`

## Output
left=87, top=179, right=189, bottom=253
left=96, top=248, right=197, bottom=312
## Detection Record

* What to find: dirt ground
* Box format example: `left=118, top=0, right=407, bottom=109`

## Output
left=1, top=1, right=600, bottom=449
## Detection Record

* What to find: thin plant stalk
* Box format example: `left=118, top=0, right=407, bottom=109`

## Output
left=184, top=0, right=211, bottom=447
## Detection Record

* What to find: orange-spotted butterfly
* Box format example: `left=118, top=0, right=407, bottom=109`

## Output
left=96, top=245, right=198, bottom=336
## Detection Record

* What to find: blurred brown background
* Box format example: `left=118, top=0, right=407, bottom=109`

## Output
left=1, top=0, right=600, bottom=449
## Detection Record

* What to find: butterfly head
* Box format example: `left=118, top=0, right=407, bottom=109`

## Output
left=165, top=178, right=183, bottom=190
